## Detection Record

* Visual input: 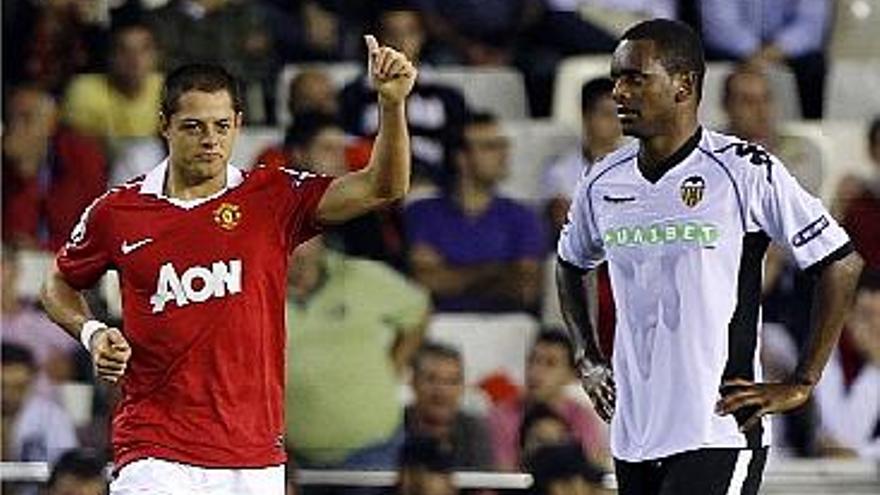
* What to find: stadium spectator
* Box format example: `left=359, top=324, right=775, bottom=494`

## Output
left=286, top=236, right=429, bottom=469
left=405, top=342, right=493, bottom=470
left=147, top=0, right=273, bottom=118
left=263, top=0, right=364, bottom=63
left=2, top=85, right=107, bottom=251
left=542, top=78, right=623, bottom=239
left=814, top=270, right=880, bottom=460
left=722, top=65, right=823, bottom=195
left=700, top=0, right=831, bottom=119
left=519, top=402, right=573, bottom=469
left=395, top=435, right=457, bottom=495
left=46, top=449, right=108, bottom=495
left=529, top=443, right=608, bottom=495
left=1, top=343, right=78, bottom=464
left=405, top=111, right=546, bottom=313
left=2, top=0, right=107, bottom=94
left=488, top=331, right=607, bottom=471
left=1, top=244, right=80, bottom=393
left=341, top=6, right=468, bottom=189
left=287, top=69, right=340, bottom=118
left=837, top=117, right=880, bottom=269
left=62, top=21, right=163, bottom=139
left=269, top=112, right=405, bottom=268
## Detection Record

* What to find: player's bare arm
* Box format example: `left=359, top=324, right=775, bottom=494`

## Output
left=316, top=35, right=417, bottom=224
left=717, top=250, right=864, bottom=431
left=556, top=258, right=616, bottom=422
left=41, top=261, right=131, bottom=383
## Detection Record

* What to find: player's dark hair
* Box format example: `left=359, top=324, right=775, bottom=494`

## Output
left=1, top=343, right=36, bottom=370
left=620, top=19, right=705, bottom=101
left=412, top=341, right=462, bottom=376
left=532, top=330, right=577, bottom=370
left=47, top=449, right=106, bottom=488
left=284, top=111, right=342, bottom=149
left=581, top=77, right=614, bottom=114
left=869, top=116, right=880, bottom=149
left=160, top=63, right=243, bottom=117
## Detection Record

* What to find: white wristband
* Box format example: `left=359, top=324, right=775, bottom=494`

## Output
left=80, top=320, right=108, bottom=352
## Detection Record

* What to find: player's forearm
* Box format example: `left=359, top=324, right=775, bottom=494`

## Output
left=556, top=258, right=608, bottom=366
left=365, top=99, right=410, bottom=200
left=794, top=251, right=864, bottom=386
left=40, top=261, right=95, bottom=340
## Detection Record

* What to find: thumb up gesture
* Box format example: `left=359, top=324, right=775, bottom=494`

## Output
left=364, top=34, right=417, bottom=105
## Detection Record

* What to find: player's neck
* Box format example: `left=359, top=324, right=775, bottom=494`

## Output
left=639, top=121, right=701, bottom=173
left=165, top=164, right=227, bottom=200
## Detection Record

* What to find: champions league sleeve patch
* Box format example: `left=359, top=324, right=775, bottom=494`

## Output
left=792, top=215, right=829, bottom=247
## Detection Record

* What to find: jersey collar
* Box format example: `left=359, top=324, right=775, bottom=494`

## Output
left=139, top=159, right=244, bottom=209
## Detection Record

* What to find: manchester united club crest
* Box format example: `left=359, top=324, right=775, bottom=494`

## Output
left=213, top=203, right=241, bottom=230
left=680, top=176, right=706, bottom=208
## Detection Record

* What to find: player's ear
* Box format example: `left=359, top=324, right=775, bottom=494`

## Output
left=234, top=111, right=243, bottom=129
left=675, top=72, right=696, bottom=103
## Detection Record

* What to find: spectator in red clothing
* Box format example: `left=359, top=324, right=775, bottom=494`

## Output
left=488, top=331, right=608, bottom=471
left=2, top=85, right=107, bottom=251
left=254, top=69, right=372, bottom=171
left=837, top=117, right=880, bottom=269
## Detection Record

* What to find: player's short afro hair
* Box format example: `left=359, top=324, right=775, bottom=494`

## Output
left=621, top=19, right=706, bottom=100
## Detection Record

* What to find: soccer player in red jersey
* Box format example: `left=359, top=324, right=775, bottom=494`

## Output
left=40, top=35, right=417, bottom=494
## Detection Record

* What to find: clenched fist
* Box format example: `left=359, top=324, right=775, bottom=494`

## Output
left=364, top=34, right=417, bottom=105
left=88, top=327, right=132, bottom=383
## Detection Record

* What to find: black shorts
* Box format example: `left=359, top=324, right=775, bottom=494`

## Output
left=614, top=447, right=768, bottom=495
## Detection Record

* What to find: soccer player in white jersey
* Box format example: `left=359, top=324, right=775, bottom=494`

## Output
left=556, top=19, right=864, bottom=495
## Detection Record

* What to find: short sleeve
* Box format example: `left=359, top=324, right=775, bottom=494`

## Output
left=56, top=195, right=113, bottom=290
left=277, top=168, right=335, bottom=250
left=557, top=176, right=605, bottom=270
left=747, top=153, right=850, bottom=270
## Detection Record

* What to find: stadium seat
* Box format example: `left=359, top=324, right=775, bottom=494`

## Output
left=427, top=312, right=540, bottom=388
left=275, top=62, right=361, bottom=126
left=826, top=59, right=880, bottom=120
left=500, top=119, right=580, bottom=203
left=230, top=126, right=284, bottom=169
left=419, top=66, right=530, bottom=120
left=830, top=0, right=880, bottom=60
left=552, top=55, right=612, bottom=130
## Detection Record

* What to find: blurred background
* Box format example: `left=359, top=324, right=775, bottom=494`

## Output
left=1, top=1, right=879, bottom=494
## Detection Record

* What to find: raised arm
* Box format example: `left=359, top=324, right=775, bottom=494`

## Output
left=316, top=35, right=417, bottom=224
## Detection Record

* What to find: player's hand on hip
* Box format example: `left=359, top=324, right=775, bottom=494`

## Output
left=580, top=363, right=616, bottom=422
left=364, top=34, right=417, bottom=105
left=715, top=378, right=813, bottom=432
left=90, top=328, right=131, bottom=383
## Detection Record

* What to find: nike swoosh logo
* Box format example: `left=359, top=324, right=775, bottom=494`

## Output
left=603, top=195, right=636, bottom=203
left=121, top=238, right=153, bottom=255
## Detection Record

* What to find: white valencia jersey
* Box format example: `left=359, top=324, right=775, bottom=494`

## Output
left=558, top=128, right=852, bottom=461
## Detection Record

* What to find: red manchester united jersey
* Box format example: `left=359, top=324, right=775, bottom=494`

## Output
left=57, top=161, right=333, bottom=469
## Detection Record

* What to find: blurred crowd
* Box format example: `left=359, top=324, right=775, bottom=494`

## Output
left=2, top=0, right=879, bottom=492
